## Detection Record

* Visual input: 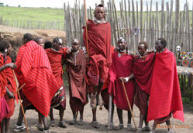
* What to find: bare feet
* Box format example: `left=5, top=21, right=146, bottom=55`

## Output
left=127, top=124, right=136, bottom=131
left=142, top=126, right=151, bottom=131
left=118, top=123, right=124, bottom=129
left=58, top=121, right=67, bottom=128
left=50, top=120, right=55, bottom=127
left=90, top=121, right=99, bottom=128
left=13, top=124, right=26, bottom=132
left=37, top=123, right=44, bottom=131
left=69, top=119, right=77, bottom=125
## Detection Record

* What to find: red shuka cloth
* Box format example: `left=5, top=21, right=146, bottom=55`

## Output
left=15, top=41, right=59, bottom=116
left=46, top=48, right=67, bottom=109
left=109, top=51, right=134, bottom=110
left=133, top=53, right=155, bottom=115
left=4, top=56, right=17, bottom=118
left=83, top=20, right=112, bottom=87
left=46, top=48, right=67, bottom=87
left=0, top=97, right=9, bottom=122
left=133, top=53, right=155, bottom=95
left=0, top=53, right=9, bottom=121
left=147, top=49, right=184, bottom=122
left=65, top=50, right=87, bottom=111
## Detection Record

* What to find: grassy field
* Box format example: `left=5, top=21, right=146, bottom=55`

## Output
left=0, top=6, right=65, bottom=30
left=0, top=6, right=192, bottom=30
left=0, top=6, right=64, bottom=22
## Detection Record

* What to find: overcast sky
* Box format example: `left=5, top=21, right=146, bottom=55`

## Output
left=0, top=0, right=192, bottom=10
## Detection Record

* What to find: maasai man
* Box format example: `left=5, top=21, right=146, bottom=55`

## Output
left=0, top=40, right=16, bottom=133
left=133, top=41, right=155, bottom=131
left=83, top=4, right=112, bottom=127
left=34, top=37, right=45, bottom=47
left=65, top=39, right=87, bottom=124
left=14, top=33, right=59, bottom=132
left=44, top=41, right=52, bottom=49
left=46, top=37, right=69, bottom=128
left=147, top=38, right=184, bottom=133
left=109, top=37, right=135, bottom=130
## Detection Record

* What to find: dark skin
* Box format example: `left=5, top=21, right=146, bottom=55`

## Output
left=0, top=45, right=16, bottom=133
left=48, top=41, right=67, bottom=128
left=138, top=44, right=146, bottom=57
left=94, top=6, right=105, bottom=21
left=118, top=41, right=127, bottom=52
left=37, top=38, right=44, bottom=47
left=116, top=41, right=134, bottom=129
left=155, top=40, right=165, bottom=53
left=89, top=7, right=107, bottom=128
left=52, top=41, right=62, bottom=51
left=67, top=39, right=84, bottom=124
left=152, top=39, right=172, bottom=133
left=136, top=43, right=151, bottom=130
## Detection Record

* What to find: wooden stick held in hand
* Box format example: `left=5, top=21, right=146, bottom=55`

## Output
left=13, top=70, right=30, bottom=133
left=121, top=79, right=137, bottom=129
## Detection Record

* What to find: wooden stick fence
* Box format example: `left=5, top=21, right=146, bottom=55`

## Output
left=64, top=0, right=193, bottom=103
left=64, top=0, right=193, bottom=52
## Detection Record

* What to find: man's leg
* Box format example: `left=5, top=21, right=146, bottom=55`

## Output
left=98, top=82, right=104, bottom=110
left=166, top=119, right=174, bottom=133
left=58, top=108, right=66, bottom=128
left=1, top=119, right=6, bottom=133
left=80, top=105, right=84, bottom=122
left=16, top=106, right=25, bottom=126
left=37, top=113, right=43, bottom=131
left=90, top=92, right=99, bottom=128
left=92, top=107, right=97, bottom=122
left=138, top=113, right=144, bottom=128
left=143, top=110, right=151, bottom=131
left=39, top=113, right=49, bottom=131
left=127, top=110, right=135, bottom=130
left=117, top=108, right=123, bottom=129
left=5, top=118, right=10, bottom=133
left=152, top=121, right=157, bottom=133
left=69, top=98, right=78, bottom=125
left=49, top=108, right=55, bottom=127
left=110, top=103, right=114, bottom=125
left=14, top=106, right=26, bottom=132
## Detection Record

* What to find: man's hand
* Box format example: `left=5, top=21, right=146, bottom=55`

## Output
left=6, top=63, right=16, bottom=69
left=66, top=47, right=72, bottom=54
left=6, top=87, right=15, bottom=99
left=119, top=77, right=130, bottom=83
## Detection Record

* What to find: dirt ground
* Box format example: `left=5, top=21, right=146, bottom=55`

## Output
left=9, top=89, right=193, bottom=133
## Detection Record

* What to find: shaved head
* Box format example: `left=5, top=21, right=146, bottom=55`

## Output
left=94, top=4, right=105, bottom=20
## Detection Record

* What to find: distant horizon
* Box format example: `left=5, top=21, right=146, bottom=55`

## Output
left=0, top=0, right=192, bottom=10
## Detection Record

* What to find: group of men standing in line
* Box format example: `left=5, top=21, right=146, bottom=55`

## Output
left=0, top=4, right=184, bottom=133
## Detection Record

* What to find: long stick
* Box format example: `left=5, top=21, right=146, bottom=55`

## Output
left=121, top=80, right=137, bottom=129
left=84, top=0, right=89, bottom=56
left=13, top=71, right=29, bottom=133
left=17, top=85, right=29, bottom=133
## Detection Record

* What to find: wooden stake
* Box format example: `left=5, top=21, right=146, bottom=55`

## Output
left=84, top=0, right=89, bottom=56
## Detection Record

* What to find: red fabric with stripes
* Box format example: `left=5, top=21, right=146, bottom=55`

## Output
left=4, top=56, right=17, bottom=118
left=15, top=41, right=59, bottom=116
left=147, top=49, right=184, bottom=122
left=0, top=54, right=7, bottom=114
